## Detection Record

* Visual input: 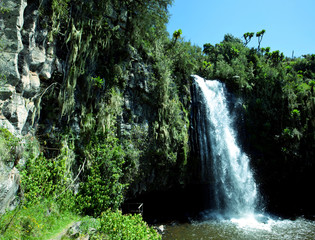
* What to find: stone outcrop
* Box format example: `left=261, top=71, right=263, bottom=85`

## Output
left=0, top=0, right=187, bottom=215
left=0, top=164, right=20, bottom=214
left=0, top=0, right=60, bottom=136
left=0, top=0, right=60, bottom=214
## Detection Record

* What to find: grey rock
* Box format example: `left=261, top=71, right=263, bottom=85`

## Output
left=0, top=165, right=20, bottom=214
left=0, top=118, right=16, bottom=134
left=39, top=60, right=53, bottom=80
left=0, top=0, right=26, bottom=86
left=0, top=28, right=23, bottom=52
left=67, top=221, right=82, bottom=238
left=0, top=53, right=20, bottom=86
left=29, top=46, right=46, bottom=70
left=0, top=0, right=59, bottom=136
left=2, top=94, right=28, bottom=132
left=21, top=71, right=40, bottom=98
left=0, top=84, right=15, bottom=100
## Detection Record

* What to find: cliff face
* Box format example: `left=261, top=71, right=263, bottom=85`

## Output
left=0, top=0, right=60, bottom=136
left=0, top=0, right=52, bottom=213
left=0, top=0, right=191, bottom=212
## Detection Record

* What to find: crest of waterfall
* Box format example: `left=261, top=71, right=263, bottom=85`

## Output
left=192, top=75, right=258, bottom=217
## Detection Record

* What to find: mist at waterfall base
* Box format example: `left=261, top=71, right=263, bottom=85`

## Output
left=163, top=76, right=315, bottom=239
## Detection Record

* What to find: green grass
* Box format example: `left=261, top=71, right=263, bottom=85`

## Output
left=0, top=200, right=161, bottom=240
left=0, top=200, right=79, bottom=240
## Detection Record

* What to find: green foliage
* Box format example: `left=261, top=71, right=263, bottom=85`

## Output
left=243, top=32, right=254, bottom=46
left=173, top=29, right=182, bottom=41
left=76, top=132, right=127, bottom=217
left=0, top=200, right=78, bottom=240
left=51, top=0, right=70, bottom=20
left=20, top=135, right=76, bottom=209
left=40, top=0, right=190, bottom=195
left=169, top=40, right=203, bottom=105
left=127, top=0, right=173, bottom=49
left=203, top=43, right=214, bottom=55
left=256, top=29, right=266, bottom=50
left=0, top=128, right=20, bottom=165
left=98, top=209, right=161, bottom=240
left=143, top=39, right=190, bottom=184
left=0, top=201, right=160, bottom=240
left=91, top=76, right=105, bottom=89
left=0, top=1, right=9, bottom=14
left=290, top=109, right=300, bottom=119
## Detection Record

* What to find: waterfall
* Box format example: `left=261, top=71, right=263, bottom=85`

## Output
left=191, top=75, right=258, bottom=217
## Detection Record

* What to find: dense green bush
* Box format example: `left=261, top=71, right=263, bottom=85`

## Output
left=76, top=132, right=127, bottom=217
left=98, top=209, right=161, bottom=240
left=0, top=128, right=20, bottom=165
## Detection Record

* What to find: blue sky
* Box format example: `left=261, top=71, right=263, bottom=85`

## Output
left=167, top=0, right=315, bottom=57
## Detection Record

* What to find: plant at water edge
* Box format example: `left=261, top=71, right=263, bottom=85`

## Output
left=98, top=209, right=161, bottom=240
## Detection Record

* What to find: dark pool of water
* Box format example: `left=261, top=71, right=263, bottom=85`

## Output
left=163, top=215, right=315, bottom=240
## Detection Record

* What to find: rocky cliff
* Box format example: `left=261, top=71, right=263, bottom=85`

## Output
left=0, top=0, right=54, bottom=213
left=0, top=0, right=192, bottom=213
left=0, top=0, right=59, bottom=135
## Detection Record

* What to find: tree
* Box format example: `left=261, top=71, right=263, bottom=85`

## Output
left=256, top=29, right=266, bottom=51
left=173, top=29, right=182, bottom=43
left=203, top=43, right=214, bottom=55
left=243, top=32, right=254, bottom=46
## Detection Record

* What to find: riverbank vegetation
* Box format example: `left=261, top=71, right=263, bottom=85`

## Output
left=0, top=0, right=315, bottom=238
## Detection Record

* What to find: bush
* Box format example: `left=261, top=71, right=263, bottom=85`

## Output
left=19, top=134, right=76, bottom=210
left=0, top=128, right=20, bottom=166
left=98, top=209, right=161, bottom=240
left=76, top=133, right=127, bottom=216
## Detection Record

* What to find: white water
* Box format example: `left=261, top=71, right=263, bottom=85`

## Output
left=164, top=76, right=315, bottom=239
left=192, top=75, right=258, bottom=217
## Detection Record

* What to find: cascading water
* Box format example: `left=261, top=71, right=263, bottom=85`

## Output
left=164, top=76, right=315, bottom=239
left=192, top=75, right=258, bottom=217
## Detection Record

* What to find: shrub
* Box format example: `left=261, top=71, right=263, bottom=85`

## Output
left=98, top=209, right=161, bottom=240
left=76, top=133, right=127, bottom=216
left=0, top=128, right=20, bottom=165
left=19, top=134, right=76, bottom=209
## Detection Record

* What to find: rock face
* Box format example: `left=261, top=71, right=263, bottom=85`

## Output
left=0, top=0, right=60, bottom=214
left=0, top=0, right=60, bottom=136
left=0, top=0, right=188, bottom=214
left=0, top=165, right=20, bottom=214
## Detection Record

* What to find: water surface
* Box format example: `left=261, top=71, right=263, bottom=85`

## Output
left=163, top=216, right=315, bottom=240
